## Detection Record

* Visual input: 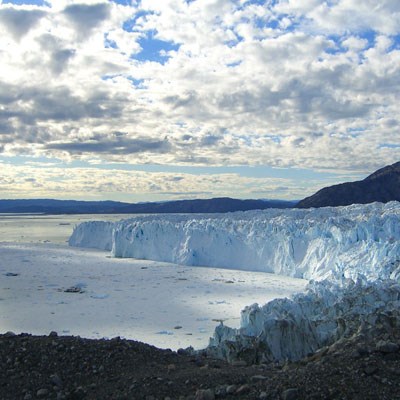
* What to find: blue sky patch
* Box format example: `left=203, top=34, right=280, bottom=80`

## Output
left=104, top=33, right=118, bottom=50
left=226, top=61, right=242, bottom=68
left=224, top=37, right=243, bottom=48
left=358, top=30, right=376, bottom=50
left=133, top=33, right=180, bottom=64
left=255, top=16, right=278, bottom=30
left=240, top=0, right=267, bottom=7
left=110, top=0, right=132, bottom=5
left=388, top=34, right=400, bottom=52
left=127, top=77, right=146, bottom=88
left=325, top=34, right=346, bottom=54
left=123, top=10, right=154, bottom=32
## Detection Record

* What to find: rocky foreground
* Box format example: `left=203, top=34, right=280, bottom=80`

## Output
left=1, top=329, right=400, bottom=400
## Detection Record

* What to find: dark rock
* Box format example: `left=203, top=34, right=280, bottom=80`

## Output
left=384, top=352, right=400, bottom=361
left=364, top=365, right=378, bottom=376
left=73, top=386, right=86, bottom=399
left=376, top=341, right=399, bottom=354
left=231, top=360, right=247, bottom=367
left=64, top=286, right=84, bottom=293
left=195, top=388, right=215, bottom=400
left=356, top=346, right=370, bottom=356
left=236, top=384, right=251, bottom=395
left=214, top=385, right=227, bottom=397
left=282, top=388, right=299, bottom=400
left=251, top=375, right=267, bottom=382
left=1, top=330, right=400, bottom=400
left=226, top=385, right=237, bottom=394
left=50, top=373, right=63, bottom=388
left=36, top=388, right=49, bottom=398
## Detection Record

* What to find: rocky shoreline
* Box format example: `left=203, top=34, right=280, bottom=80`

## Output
left=1, top=329, right=400, bottom=400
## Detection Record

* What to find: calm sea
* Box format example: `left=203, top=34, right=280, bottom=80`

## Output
left=0, top=214, right=130, bottom=244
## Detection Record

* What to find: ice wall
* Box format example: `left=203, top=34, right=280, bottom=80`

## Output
left=207, top=278, right=400, bottom=363
left=70, top=202, right=400, bottom=282
left=68, top=220, right=114, bottom=251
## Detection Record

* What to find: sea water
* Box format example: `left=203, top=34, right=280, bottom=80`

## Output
left=0, top=214, right=130, bottom=244
left=0, top=213, right=307, bottom=349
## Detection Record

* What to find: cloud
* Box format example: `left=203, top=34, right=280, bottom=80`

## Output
left=37, top=33, right=76, bottom=75
left=0, top=6, right=46, bottom=40
left=0, top=160, right=318, bottom=201
left=0, top=79, right=127, bottom=128
left=274, top=0, right=400, bottom=35
left=0, top=0, right=398, bottom=193
left=62, top=2, right=111, bottom=39
left=46, top=136, right=171, bottom=155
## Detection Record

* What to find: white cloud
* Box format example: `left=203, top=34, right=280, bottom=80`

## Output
left=275, top=0, right=400, bottom=35
left=0, top=161, right=313, bottom=201
left=106, top=28, right=142, bottom=55
left=0, top=0, right=398, bottom=201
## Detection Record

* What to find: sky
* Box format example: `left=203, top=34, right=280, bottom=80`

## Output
left=0, top=0, right=399, bottom=202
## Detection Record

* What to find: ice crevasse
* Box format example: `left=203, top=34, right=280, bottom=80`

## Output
left=69, top=201, right=400, bottom=362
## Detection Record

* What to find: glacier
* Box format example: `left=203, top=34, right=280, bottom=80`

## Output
left=69, top=202, right=400, bottom=282
left=208, top=278, right=400, bottom=364
left=69, top=201, right=400, bottom=362
left=69, top=220, right=114, bottom=251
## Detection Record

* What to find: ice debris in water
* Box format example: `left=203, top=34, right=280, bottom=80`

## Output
left=68, top=201, right=400, bottom=362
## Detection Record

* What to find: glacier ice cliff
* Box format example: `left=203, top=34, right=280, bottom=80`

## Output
left=69, top=201, right=400, bottom=362
left=69, top=202, right=400, bottom=282
left=207, top=278, right=400, bottom=364
left=68, top=221, right=114, bottom=251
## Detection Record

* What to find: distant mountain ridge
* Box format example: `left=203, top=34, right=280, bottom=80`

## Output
left=297, top=161, right=400, bottom=208
left=0, top=197, right=296, bottom=214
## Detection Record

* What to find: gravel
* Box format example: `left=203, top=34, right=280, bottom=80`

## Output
left=0, top=330, right=400, bottom=399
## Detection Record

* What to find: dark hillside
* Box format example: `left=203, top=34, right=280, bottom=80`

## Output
left=297, top=161, right=400, bottom=208
left=0, top=197, right=295, bottom=214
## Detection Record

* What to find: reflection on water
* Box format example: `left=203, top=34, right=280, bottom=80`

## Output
left=0, top=214, right=130, bottom=244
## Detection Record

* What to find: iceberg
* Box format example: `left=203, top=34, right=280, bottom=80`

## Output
left=68, top=201, right=400, bottom=362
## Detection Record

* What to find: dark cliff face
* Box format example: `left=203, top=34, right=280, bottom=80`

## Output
left=297, top=161, right=400, bottom=208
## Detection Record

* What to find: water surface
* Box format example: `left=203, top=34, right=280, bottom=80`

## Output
left=0, top=214, right=129, bottom=244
